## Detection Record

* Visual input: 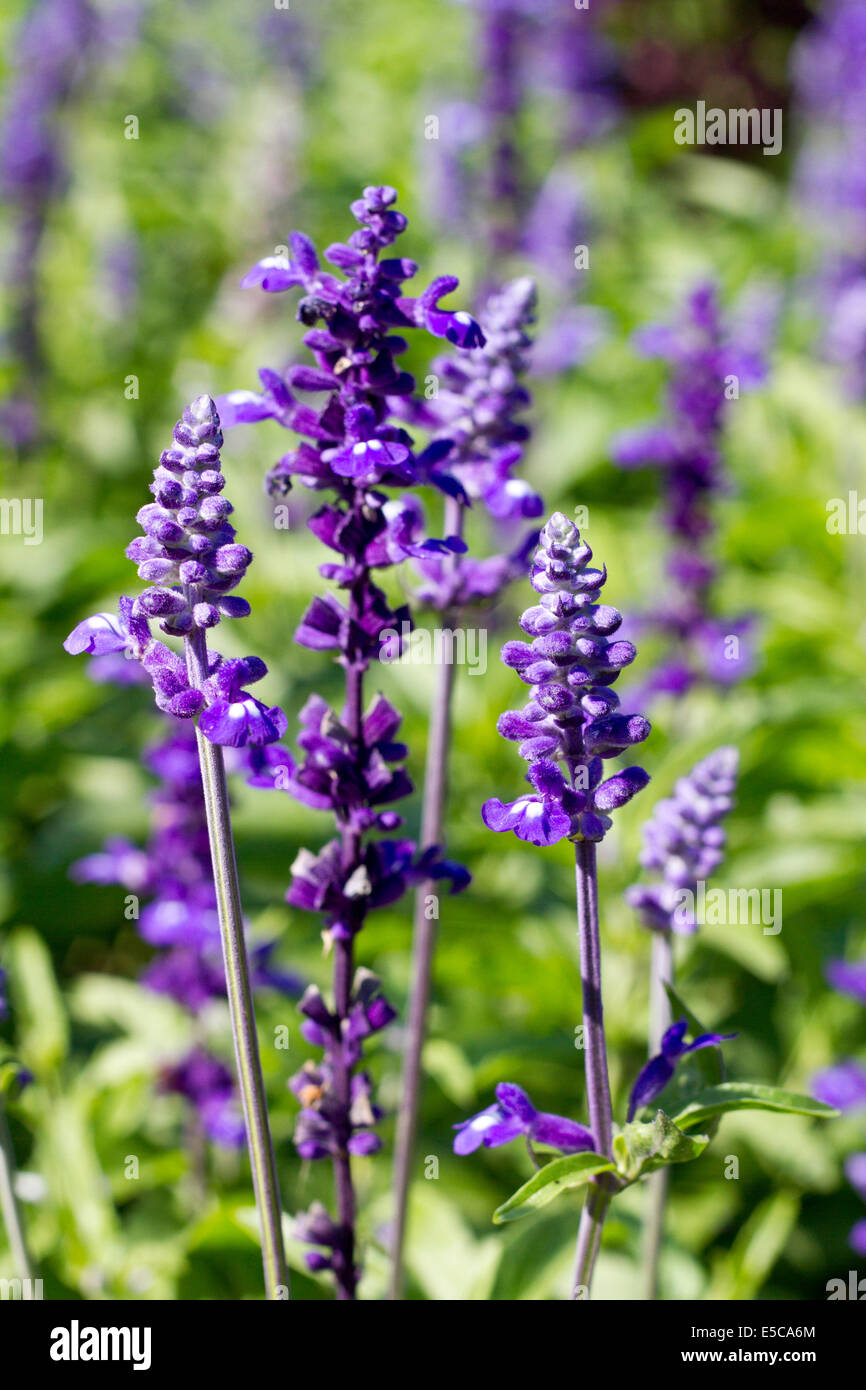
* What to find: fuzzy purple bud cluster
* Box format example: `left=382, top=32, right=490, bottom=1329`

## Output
left=625, top=746, right=739, bottom=936
left=64, top=396, right=286, bottom=748
left=611, top=284, right=766, bottom=698
left=483, top=511, right=650, bottom=846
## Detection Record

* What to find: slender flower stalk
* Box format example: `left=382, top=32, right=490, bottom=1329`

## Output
left=65, top=394, right=289, bottom=1298
left=0, top=1104, right=34, bottom=1292
left=571, top=838, right=613, bottom=1298
left=0, top=973, right=35, bottom=1292
left=219, top=186, right=477, bottom=1299
left=625, top=745, right=739, bottom=1298
left=184, top=623, right=287, bottom=1297
left=389, top=276, right=539, bottom=1297
left=467, top=511, right=651, bottom=1297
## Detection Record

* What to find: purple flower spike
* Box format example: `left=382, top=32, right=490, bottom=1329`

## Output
left=484, top=512, right=650, bottom=845
left=628, top=1019, right=736, bottom=1122
left=625, top=746, right=739, bottom=936
left=454, top=1082, right=595, bottom=1157
left=225, top=188, right=479, bottom=1300
left=64, top=396, right=285, bottom=748
left=611, top=284, right=767, bottom=699
left=408, top=275, right=541, bottom=612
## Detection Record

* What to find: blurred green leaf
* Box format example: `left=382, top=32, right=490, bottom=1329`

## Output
left=6, top=927, right=68, bottom=1076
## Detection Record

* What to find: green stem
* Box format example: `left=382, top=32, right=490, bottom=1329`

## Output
left=0, top=1101, right=35, bottom=1292
left=185, top=620, right=288, bottom=1300
left=643, top=928, right=674, bottom=1300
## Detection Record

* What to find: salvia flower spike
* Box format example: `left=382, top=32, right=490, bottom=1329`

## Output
left=65, top=396, right=288, bottom=1299
left=476, top=510, right=651, bottom=1298
left=223, top=186, right=475, bottom=1299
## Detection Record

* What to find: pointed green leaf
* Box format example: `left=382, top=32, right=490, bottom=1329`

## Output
left=493, top=1153, right=615, bottom=1225
left=673, top=1082, right=839, bottom=1131
left=6, top=926, right=68, bottom=1076
left=614, top=1110, right=709, bottom=1182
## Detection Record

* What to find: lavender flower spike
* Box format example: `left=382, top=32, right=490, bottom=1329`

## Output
left=65, top=397, right=288, bottom=1298
left=476, top=511, right=651, bottom=1299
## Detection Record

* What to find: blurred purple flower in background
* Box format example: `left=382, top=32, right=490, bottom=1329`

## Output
left=71, top=719, right=301, bottom=1149
left=813, top=955, right=866, bottom=1255
left=0, top=0, right=97, bottom=448
left=611, top=283, right=774, bottom=700
left=626, top=746, right=739, bottom=936
left=792, top=0, right=866, bottom=397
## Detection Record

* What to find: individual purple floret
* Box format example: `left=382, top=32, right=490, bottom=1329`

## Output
left=482, top=511, right=651, bottom=846
left=813, top=954, right=866, bottom=1254
left=0, top=965, right=7, bottom=1022
left=454, top=1082, right=594, bottom=1156
left=611, top=284, right=768, bottom=699
left=222, top=186, right=478, bottom=1299
left=625, top=746, right=739, bottom=936
left=627, top=1019, right=735, bottom=1122
left=64, top=397, right=286, bottom=747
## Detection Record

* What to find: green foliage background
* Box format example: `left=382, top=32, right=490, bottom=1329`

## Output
left=0, top=0, right=864, bottom=1299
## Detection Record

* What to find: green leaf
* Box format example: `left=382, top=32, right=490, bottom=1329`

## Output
left=672, top=1082, right=839, bottom=1131
left=493, top=1153, right=615, bottom=1225
left=6, top=926, right=68, bottom=1076
left=0, top=1059, right=24, bottom=1098
left=704, top=1192, right=801, bottom=1301
left=614, top=1111, right=709, bottom=1182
